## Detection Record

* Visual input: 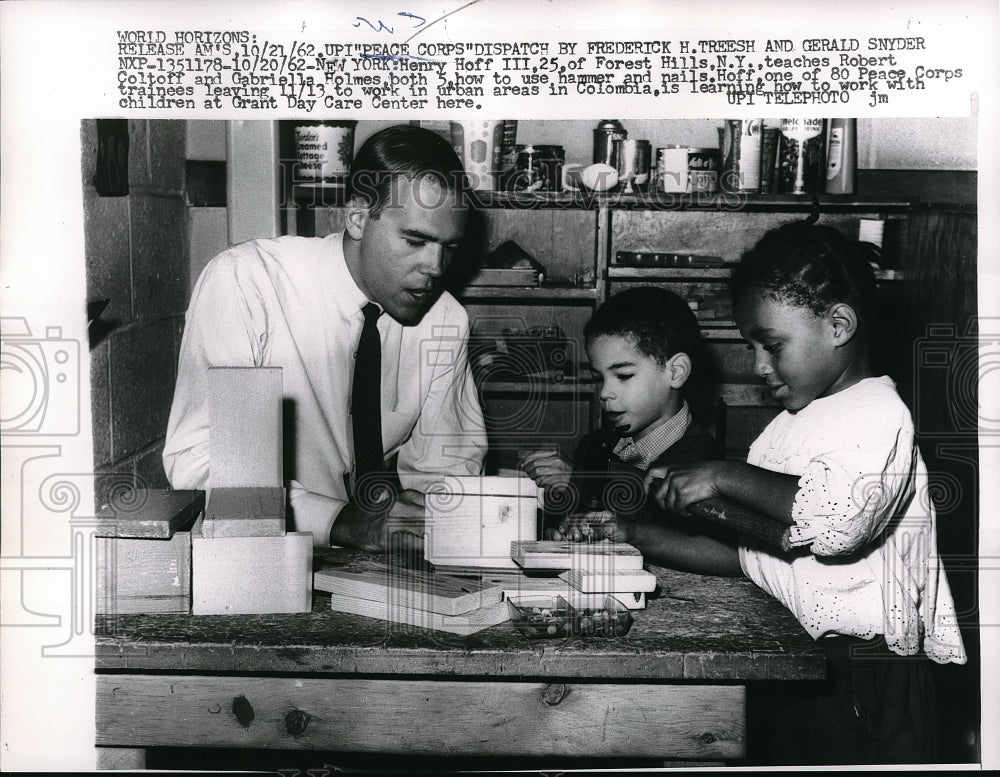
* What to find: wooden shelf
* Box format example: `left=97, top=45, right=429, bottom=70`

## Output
left=480, top=378, right=596, bottom=395
left=456, top=283, right=598, bottom=302
left=292, top=183, right=917, bottom=216
left=607, top=266, right=902, bottom=282
left=470, top=189, right=915, bottom=214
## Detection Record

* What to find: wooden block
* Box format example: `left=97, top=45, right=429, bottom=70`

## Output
left=202, top=486, right=286, bottom=538
left=96, top=489, right=204, bottom=539
left=425, top=476, right=540, bottom=570
left=208, top=366, right=283, bottom=489
left=511, top=540, right=644, bottom=571
left=314, top=563, right=502, bottom=616
left=191, top=517, right=311, bottom=615
left=480, top=570, right=647, bottom=610
left=329, top=594, right=510, bottom=636
left=97, top=531, right=191, bottom=614
left=560, top=568, right=658, bottom=594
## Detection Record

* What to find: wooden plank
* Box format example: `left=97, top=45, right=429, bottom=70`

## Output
left=560, top=568, right=658, bottom=594
left=425, top=476, right=540, bottom=570
left=512, top=540, right=644, bottom=571
left=330, top=595, right=510, bottom=635
left=314, top=563, right=502, bottom=616
left=96, top=489, right=204, bottom=539
left=202, top=486, right=285, bottom=538
left=96, top=531, right=191, bottom=615
left=476, top=569, right=647, bottom=609
left=208, top=366, right=283, bottom=489
left=96, top=674, right=745, bottom=759
left=191, top=518, right=311, bottom=615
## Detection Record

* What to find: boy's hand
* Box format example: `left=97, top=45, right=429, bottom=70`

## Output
left=645, top=461, right=731, bottom=515
left=520, top=450, right=572, bottom=489
left=545, top=510, right=629, bottom=543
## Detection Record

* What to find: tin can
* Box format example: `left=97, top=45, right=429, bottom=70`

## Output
left=593, top=119, right=627, bottom=165
left=656, top=145, right=689, bottom=193
left=450, top=120, right=506, bottom=190
left=687, top=148, right=719, bottom=193
left=613, top=139, right=651, bottom=194
left=294, top=120, right=357, bottom=181
left=721, top=119, right=763, bottom=193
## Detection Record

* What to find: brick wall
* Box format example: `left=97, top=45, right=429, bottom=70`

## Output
left=82, top=119, right=189, bottom=501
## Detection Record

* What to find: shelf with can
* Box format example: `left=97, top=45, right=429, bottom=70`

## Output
left=289, top=183, right=916, bottom=214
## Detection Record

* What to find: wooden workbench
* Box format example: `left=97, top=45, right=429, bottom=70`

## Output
left=94, top=548, right=824, bottom=767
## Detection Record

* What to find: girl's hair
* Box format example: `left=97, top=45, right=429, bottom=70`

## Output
left=732, top=220, right=880, bottom=327
left=347, top=125, right=471, bottom=218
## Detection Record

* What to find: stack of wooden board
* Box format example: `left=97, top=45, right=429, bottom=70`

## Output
left=314, top=560, right=509, bottom=635
left=191, top=367, right=312, bottom=615
left=96, top=489, right=204, bottom=614
left=506, top=540, right=656, bottom=610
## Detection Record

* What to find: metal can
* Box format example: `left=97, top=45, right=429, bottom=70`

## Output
left=721, top=119, right=763, bottom=193
left=687, top=148, right=720, bottom=193
left=656, top=145, right=689, bottom=193
left=613, top=139, right=651, bottom=194
left=593, top=120, right=627, bottom=166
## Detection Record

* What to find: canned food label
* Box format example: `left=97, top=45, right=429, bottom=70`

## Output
left=295, top=124, right=354, bottom=179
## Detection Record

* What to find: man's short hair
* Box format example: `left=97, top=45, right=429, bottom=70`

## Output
left=585, top=287, right=702, bottom=368
left=347, top=124, right=471, bottom=218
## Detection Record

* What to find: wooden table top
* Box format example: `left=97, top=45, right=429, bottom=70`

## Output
left=95, top=548, right=824, bottom=682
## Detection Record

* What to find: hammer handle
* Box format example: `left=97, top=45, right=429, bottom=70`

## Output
left=686, top=497, right=793, bottom=553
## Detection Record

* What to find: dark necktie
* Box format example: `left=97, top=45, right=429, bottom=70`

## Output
left=352, top=302, right=384, bottom=507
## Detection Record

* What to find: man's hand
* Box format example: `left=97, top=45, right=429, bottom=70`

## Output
left=331, top=488, right=426, bottom=554
left=545, top=509, right=630, bottom=543
left=644, top=461, right=732, bottom=515
left=520, top=450, right=573, bottom=489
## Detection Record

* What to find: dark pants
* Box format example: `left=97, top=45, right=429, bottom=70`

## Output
left=748, top=635, right=941, bottom=765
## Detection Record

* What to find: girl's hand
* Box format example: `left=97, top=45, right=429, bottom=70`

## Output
left=519, top=450, right=572, bottom=489
left=645, top=461, right=731, bottom=515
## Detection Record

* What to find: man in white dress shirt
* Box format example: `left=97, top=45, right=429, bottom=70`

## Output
left=163, top=125, right=487, bottom=551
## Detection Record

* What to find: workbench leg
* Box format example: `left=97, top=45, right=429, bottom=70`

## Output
left=96, top=746, right=146, bottom=770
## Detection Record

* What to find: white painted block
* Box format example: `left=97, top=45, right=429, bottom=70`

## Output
left=208, top=367, right=283, bottom=489
left=191, top=517, right=311, bottom=615
left=425, top=476, right=540, bottom=569
left=560, top=568, right=658, bottom=594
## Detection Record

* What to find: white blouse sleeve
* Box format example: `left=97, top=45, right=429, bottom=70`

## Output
left=786, top=404, right=918, bottom=556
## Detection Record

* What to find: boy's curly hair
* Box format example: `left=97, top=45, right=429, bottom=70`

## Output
left=584, top=286, right=702, bottom=367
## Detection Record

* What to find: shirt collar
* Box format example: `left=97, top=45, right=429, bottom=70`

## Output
left=613, top=401, right=692, bottom=469
left=328, top=231, right=370, bottom=314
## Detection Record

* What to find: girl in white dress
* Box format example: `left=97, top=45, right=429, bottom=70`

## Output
left=647, top=220, right=966, bottom=764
